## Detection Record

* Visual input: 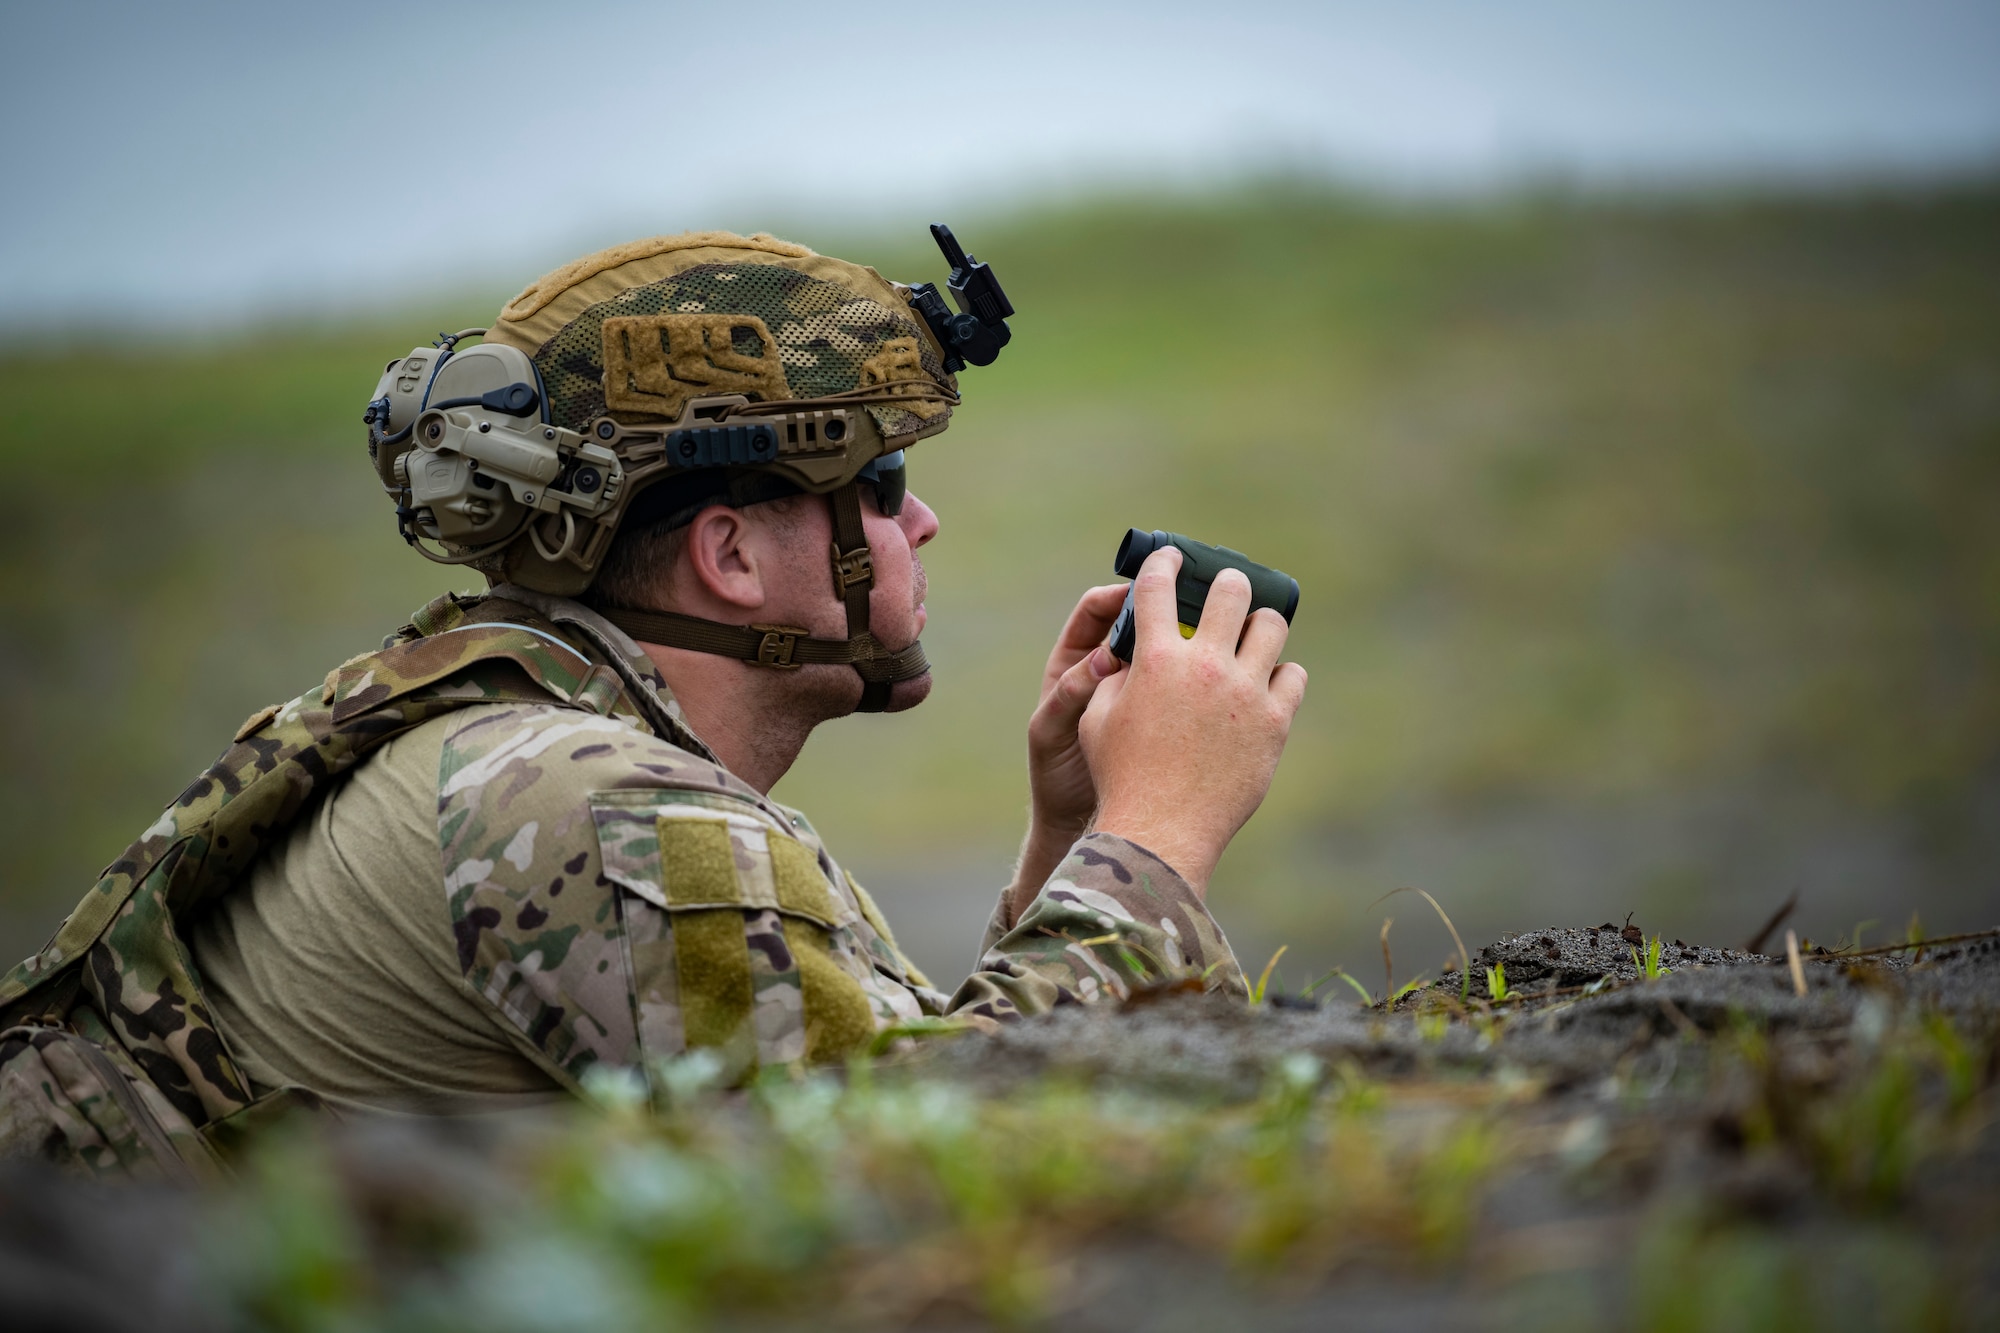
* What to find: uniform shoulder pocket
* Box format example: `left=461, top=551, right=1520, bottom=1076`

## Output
left=589, top=789, right=852, bottom=930
left=587, top=790, right=882, bottom=1068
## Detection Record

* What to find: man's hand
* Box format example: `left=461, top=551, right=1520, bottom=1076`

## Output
left=1080, top=546, right=1307, bottom=896
left=1005, top=583, right=1126, bottom=922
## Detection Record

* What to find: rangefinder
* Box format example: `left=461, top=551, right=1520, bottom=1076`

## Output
left=1107, top=528, right=1300, bottom=661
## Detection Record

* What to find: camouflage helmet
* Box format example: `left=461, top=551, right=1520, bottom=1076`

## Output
left=363, top=225, right=1013, bottom=709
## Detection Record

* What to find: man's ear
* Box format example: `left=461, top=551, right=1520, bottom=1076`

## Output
left=681, top=505, right=767, bottom=612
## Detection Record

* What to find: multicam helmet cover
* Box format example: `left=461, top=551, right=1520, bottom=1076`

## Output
left=365, top=231, right=970, bottom=596
left=504, top=233, right=957, bottom=445
left=362, top=225, right=1013, bottom=709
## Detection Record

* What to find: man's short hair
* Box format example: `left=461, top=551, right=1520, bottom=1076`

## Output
left=582, top=494, right=806, bottom=615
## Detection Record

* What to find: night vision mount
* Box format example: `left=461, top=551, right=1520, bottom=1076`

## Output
left=906, top=223, right=1014, bottom=374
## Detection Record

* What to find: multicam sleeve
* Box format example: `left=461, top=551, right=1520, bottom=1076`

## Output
left=440, top=703, right=943, bottom=1088
left=943, top=833, right=1247, bottom=1020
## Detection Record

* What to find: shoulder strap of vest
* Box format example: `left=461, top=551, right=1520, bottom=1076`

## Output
left=387, top=589, right=702, bottom=749
left=0, top=603, right=649, bottom=1129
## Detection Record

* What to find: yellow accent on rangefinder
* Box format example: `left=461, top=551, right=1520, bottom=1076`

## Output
left=1108, top=529, right=1300, bottom=661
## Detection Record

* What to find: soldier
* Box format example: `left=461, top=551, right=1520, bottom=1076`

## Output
left=0, top=229, right=1305, bottom=1173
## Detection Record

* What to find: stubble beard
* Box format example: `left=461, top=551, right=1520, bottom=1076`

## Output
left=874, top=552, right=932, bottom=713
left=788, top=552, right=934, bottom=721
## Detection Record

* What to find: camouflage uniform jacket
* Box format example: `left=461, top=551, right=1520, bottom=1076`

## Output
left=1, top=587, right=1244, bottom=1160
left=401, top=587, right=1246, bottom=1092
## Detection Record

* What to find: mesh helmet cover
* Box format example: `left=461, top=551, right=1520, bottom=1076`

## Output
left=486, top=232, right=957, bottom=442
left=475, top=232, right=957, bottom=594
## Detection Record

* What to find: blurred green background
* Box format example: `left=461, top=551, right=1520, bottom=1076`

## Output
left=3, top=182, right=1996, bottom=987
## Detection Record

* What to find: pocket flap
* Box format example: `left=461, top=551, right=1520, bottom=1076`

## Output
left=590, top=790, right=853, bottom=930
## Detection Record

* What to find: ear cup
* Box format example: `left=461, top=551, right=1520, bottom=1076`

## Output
left=366, top=345, right=452, bottom=487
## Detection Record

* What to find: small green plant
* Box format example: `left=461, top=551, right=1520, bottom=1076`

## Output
left=1409, top=1120, right=1498, bottom=1256
left=1304, top=967, right=1375, bottom=1006
left=1250, top=945, right=1289, bottom=1005
left=1328, top=1058, right=1385, bottom=1115
left=1920, top=1011, right=1981, bottom=1112
left=1076, top=931, right=1173, bottom=987
left=867, top=1016, right=979, bottom=1058
left=1716, top=1009, right=1996, bottom=1210
left=1484, top=961, right=1510, bottom=1002
left=1632, top=936, right=1669, bottom=980
left=1802, top=1044, right=1927, bottom=1207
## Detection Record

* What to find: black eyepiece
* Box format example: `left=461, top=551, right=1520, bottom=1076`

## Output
left=1114, top=527, right=1161, bottom=578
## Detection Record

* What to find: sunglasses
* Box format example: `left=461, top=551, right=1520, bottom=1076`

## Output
left=856, top=449, right=907, bottom=517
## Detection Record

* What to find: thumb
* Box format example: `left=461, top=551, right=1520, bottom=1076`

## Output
left=1031, top=645, right=1117, bottom=740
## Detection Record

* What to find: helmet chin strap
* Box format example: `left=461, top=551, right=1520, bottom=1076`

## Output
left=596, top=481, right=927, bottom=713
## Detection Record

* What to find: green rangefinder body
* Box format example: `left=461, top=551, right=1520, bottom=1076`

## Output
left=1107, top=528, right=1300, bottom=661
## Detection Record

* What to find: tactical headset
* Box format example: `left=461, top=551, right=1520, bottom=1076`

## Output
left=363, top=225, right=1013, bottom=711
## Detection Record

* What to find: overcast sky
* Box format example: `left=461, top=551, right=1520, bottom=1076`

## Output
left=3, top=0, right=1996, bottom=328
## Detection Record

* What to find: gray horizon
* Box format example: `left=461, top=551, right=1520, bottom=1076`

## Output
left=4, top=0, right=1997, bottom=330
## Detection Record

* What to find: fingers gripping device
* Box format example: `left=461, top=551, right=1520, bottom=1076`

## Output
left=1108, top=529, right=1300, bottom=661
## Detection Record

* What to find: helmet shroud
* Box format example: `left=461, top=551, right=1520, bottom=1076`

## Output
left=486, top=230, right=958, bottom=594
left=368, top=230, right=970, bottom=710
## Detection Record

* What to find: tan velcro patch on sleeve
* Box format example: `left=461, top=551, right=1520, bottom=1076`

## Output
left=602, top=313, right=791, bottom=418
left=658, top=817, right=743, bottom=907
left=770, top=836, right=843, bottom=928
left=786, top=920, right=878, bottom=1063
left=672, top=908, right=755, bottom=1055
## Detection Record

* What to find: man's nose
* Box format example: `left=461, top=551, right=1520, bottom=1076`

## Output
left=900, top=491, right=939, bottom=549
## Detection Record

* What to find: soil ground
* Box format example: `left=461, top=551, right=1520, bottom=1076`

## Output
left=902, top=927, right=2000, bottom=1330
left=2, top=925, right=1996, bottom=1332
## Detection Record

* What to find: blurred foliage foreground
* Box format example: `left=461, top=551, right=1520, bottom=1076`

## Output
left=1, top=182, right=1997, bottom=982
left=12, top=933, right=1998, bottom=1331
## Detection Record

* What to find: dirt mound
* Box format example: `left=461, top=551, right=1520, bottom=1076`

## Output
left=923, top=926, right=1998, bottom=1091
left=2, top=926, right=1995, bottom=1331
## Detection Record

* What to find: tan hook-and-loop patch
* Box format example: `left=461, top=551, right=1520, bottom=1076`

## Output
left=602, top=313, right=792, bottom=418
left=857, top=336, right=947, bottom=420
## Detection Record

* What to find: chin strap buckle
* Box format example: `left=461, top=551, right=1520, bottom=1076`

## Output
left=751, top=625, right=805, bottom=670
left=831, top=543, right=874, bottom=595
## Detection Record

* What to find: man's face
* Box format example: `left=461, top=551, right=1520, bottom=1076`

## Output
left=750, top=484, right=940, bottom=713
